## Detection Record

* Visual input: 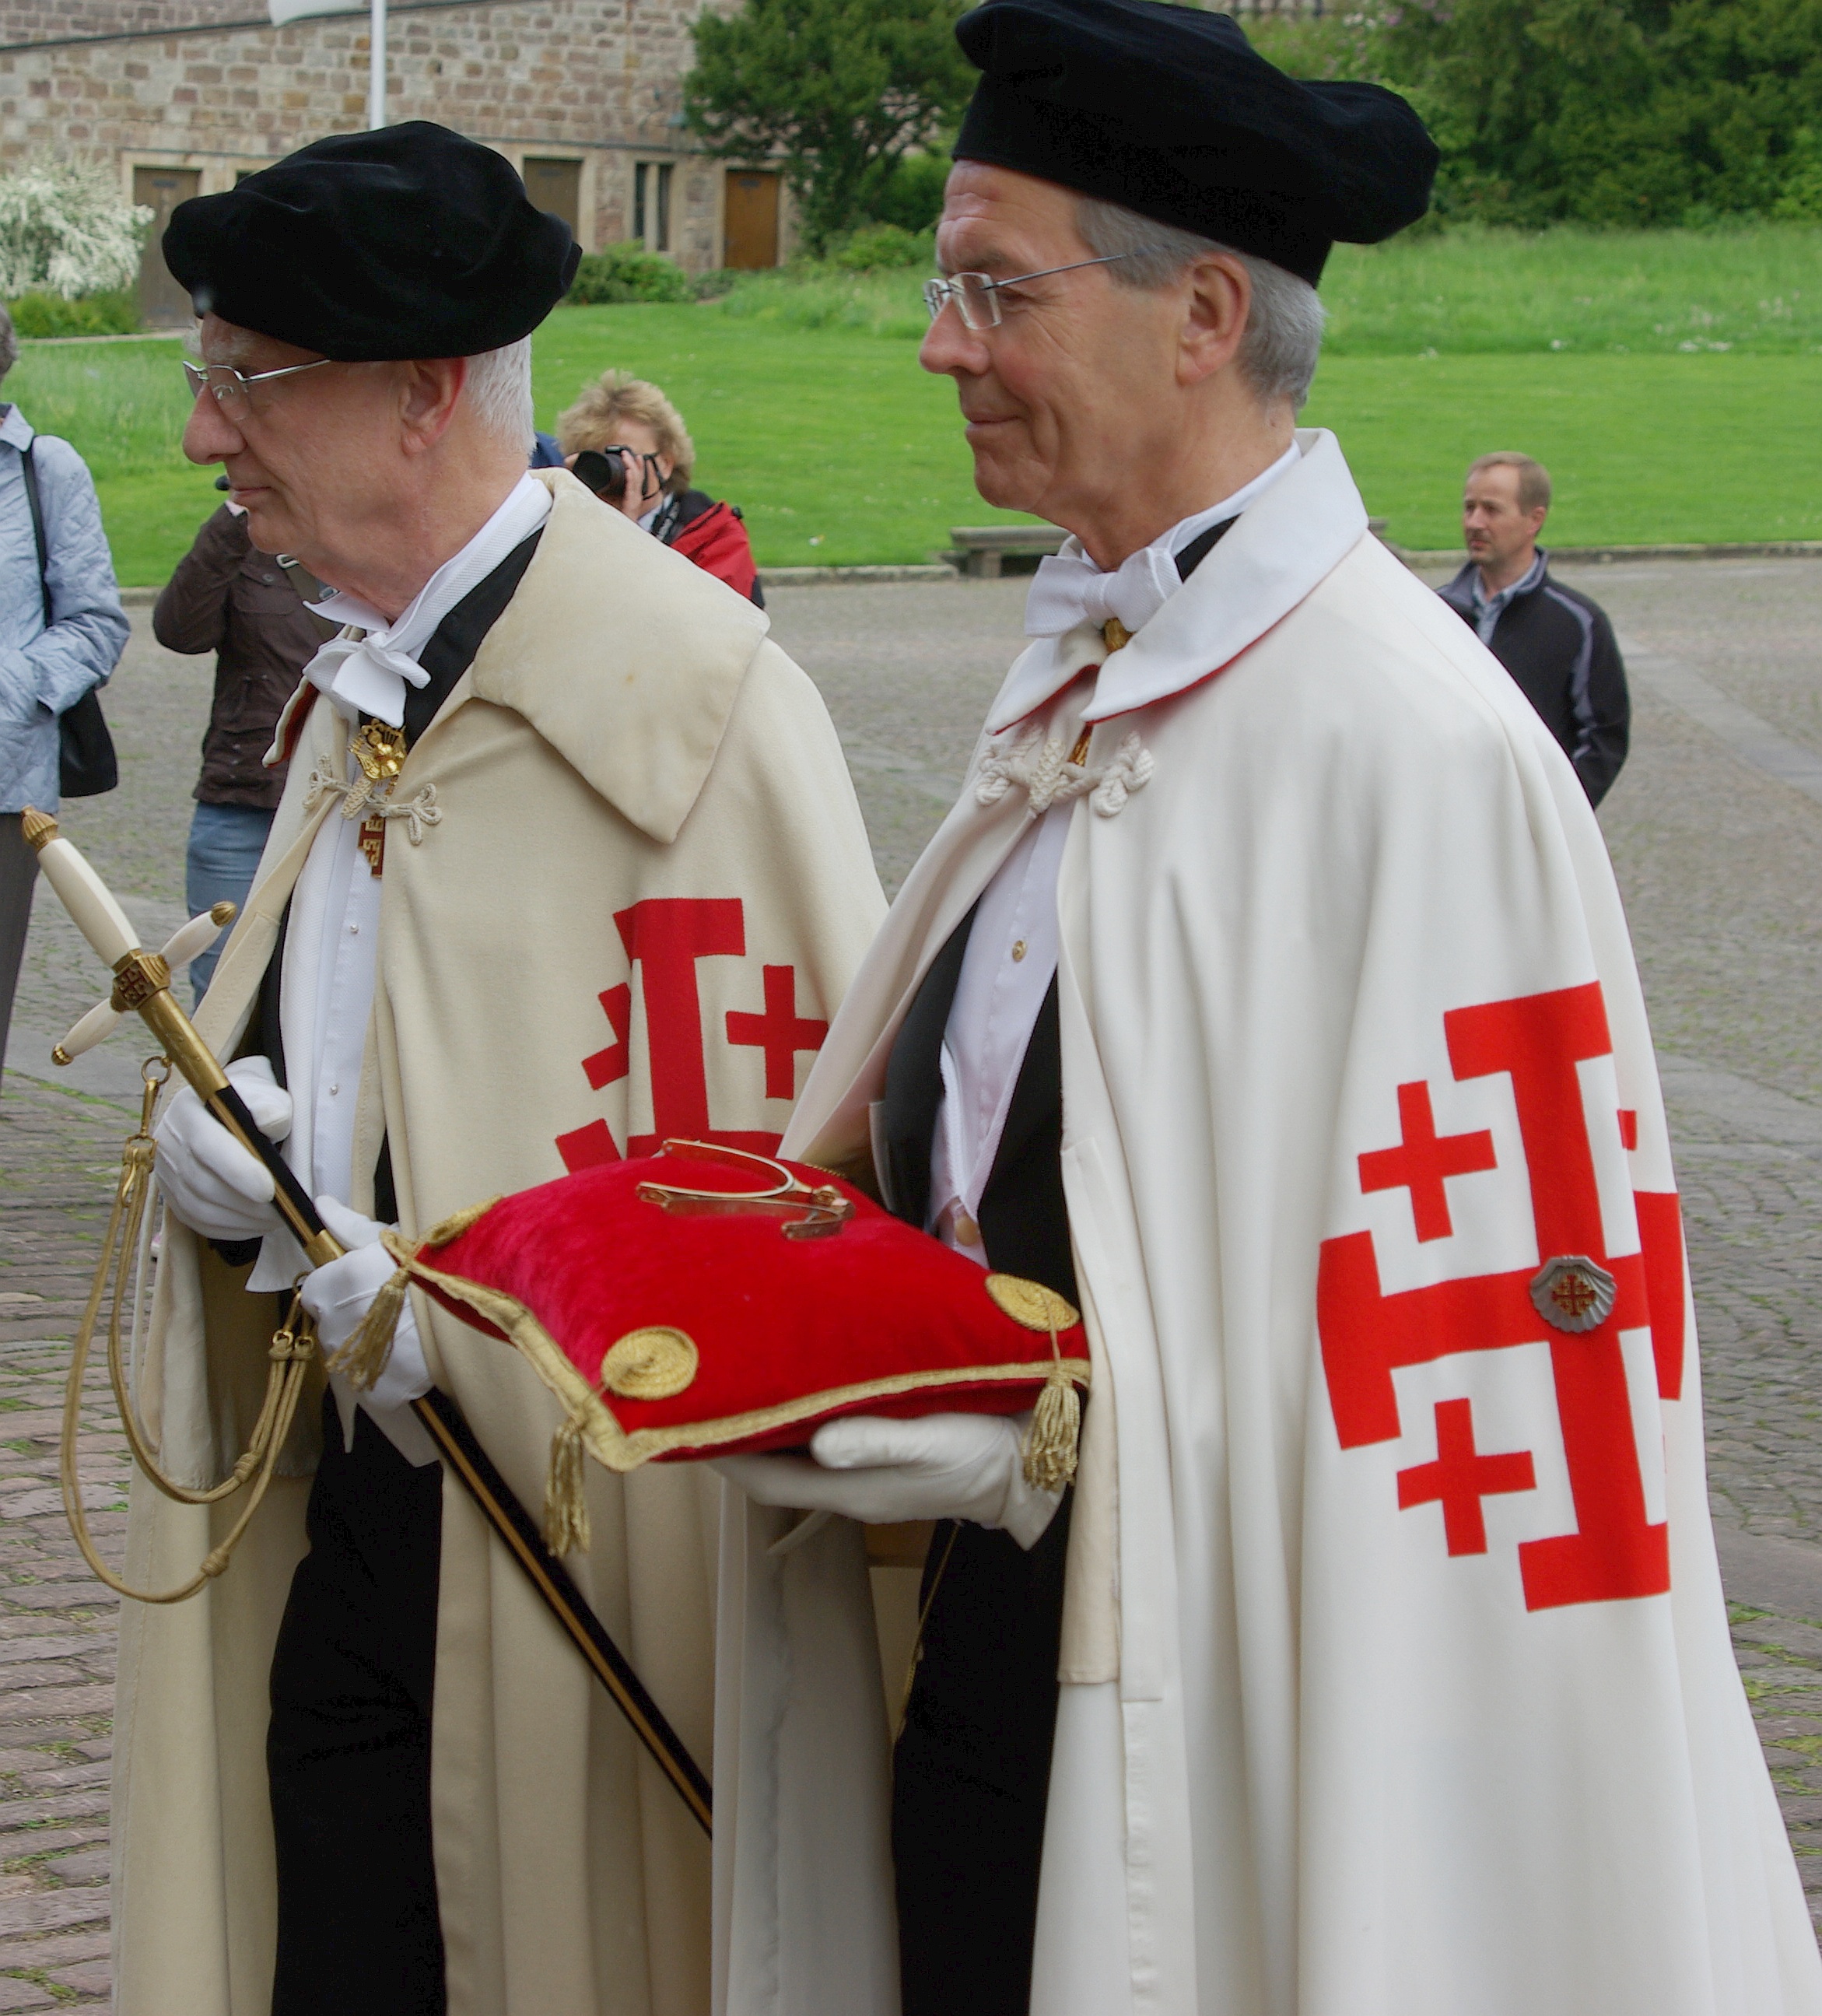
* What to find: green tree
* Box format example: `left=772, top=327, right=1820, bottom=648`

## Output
left=685, top=0, right=973, bottom=255
left=1374, top=0, right=1822, bottom=226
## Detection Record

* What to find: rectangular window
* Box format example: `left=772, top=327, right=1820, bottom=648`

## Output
left=635, top=162, right=673, bottom=252
left=523, top=156, right=582, bottom=240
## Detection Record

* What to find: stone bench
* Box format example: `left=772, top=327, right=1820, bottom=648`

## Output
left=941, top=525, right=1068, bottom=578
left=945, top=517, right=1392, bottom=579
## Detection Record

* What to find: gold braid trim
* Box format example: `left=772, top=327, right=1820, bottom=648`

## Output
left=391, top=1246, right=1091, bottom=1506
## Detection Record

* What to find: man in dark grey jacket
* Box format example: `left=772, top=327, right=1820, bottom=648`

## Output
left=1438, top=451, right=1629, bottom=805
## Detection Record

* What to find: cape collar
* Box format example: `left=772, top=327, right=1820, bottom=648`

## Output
left=984, top=428, right=1370, bottom=734
left=464, top=468, right=771, bottom=845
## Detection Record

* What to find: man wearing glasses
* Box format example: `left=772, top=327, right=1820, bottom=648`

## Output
left=114, top=121, right=883, bottom=2016
left=711, top=2, right=1822, bottom=2012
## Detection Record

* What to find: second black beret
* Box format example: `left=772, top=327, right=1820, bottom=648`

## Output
left=953, top=0, right=1438, bottom=285
left=163, top=121, right=581, bottom=359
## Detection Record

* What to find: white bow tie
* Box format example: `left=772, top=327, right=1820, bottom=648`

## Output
left=302, top=630, right=431, bottom=727
left=1024, top=541, right=1181, bottom=640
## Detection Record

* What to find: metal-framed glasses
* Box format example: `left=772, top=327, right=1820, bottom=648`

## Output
left=182, top=357, right=335, bottom=408
left=922, top=249, right=1161, bottom=331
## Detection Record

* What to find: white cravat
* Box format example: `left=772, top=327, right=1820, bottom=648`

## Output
left=1021, top=441, right=1301, bottom=641
left=303, top=473, right=551, bottom=724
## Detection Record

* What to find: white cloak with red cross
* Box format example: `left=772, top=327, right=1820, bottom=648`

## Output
left=714, top=431, right=1822, bottom=2016
left=111, top=475, right=886, bottom=2016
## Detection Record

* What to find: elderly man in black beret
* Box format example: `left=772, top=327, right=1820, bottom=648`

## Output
left=117, top=122, right=883, bottom=2016
left=710, top=5, right=1822, bottom=2014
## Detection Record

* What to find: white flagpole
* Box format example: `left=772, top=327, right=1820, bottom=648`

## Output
left=367, top=0, right=387, bottom=128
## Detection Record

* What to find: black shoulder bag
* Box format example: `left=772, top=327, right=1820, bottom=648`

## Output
left=22, top=439, right=117, bottom=798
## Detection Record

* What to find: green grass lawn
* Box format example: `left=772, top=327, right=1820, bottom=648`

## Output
left=1305, top=353, right=1822, bottom=549
left=15, top=223, right=1822, bottom=584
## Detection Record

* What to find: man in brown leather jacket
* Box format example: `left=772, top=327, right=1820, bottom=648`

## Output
left=153, top=498, right=332, bottom=997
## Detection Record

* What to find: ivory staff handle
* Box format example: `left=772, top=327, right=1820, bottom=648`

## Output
left=19, top=810, right=138, bottom=967
left=159, top=902, right=237, bottom=974
left=49, top=903, right=237, bottom=1064
left=53, top=998, right=120, bottom=1065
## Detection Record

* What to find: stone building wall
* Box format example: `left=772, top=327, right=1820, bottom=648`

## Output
left=0, top=0, right=251, bottom=51
left=0, top=0, right=775, bottom=277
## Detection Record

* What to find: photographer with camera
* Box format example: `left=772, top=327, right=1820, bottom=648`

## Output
left=558, top=370, right=763, bottom=604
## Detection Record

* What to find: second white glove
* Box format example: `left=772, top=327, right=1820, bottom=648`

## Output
left=299, top=1197, right=433, bottom=1413
left=713, top=1411, right=1061, bottom=1549
left=152, top=1055, right=293, bottom=1243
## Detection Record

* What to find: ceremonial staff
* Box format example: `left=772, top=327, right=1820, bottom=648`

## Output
left=19, top=808, right=712, bottom=1836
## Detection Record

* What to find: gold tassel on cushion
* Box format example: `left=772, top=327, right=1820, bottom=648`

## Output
left=324, top=1200, right=501, bottom=1391
left=326, top=1264, right=411, bottom=1390
left=544, top=1412, right=591, bottom=1555
left=983, top=1275, right=1084, bottom=1492
left=1024, top=1364, right=1081, bottom=1493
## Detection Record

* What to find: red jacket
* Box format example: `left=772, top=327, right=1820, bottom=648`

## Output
left=660, top=491, right=762, bottom=605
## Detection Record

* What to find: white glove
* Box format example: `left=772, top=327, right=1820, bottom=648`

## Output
left=714, top=1411, right=1061, bottom=1550
left=152, top=1056, right=293, bottom=1243
left=299, top=1197, right=433, bottom=1413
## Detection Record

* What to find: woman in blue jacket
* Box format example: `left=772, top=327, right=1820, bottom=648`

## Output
left=0, top=304, right=129, bottom=1089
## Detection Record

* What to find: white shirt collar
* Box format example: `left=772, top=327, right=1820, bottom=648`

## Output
left=1021, top=440, right=1301, bottom=646
left=304, top=472, right=553, bottom=724
left=986, top=429, right=1369, bottom=733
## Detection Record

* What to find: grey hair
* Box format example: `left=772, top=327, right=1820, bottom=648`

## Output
left=0, top=306, right=17, bottom=385
left=1075, top=196, right=1326, bottom=412
left=463, top=337, right=534, bottom=453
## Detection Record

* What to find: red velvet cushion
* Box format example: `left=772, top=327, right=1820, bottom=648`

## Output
left=399, top=1144, right=1088, bottom=1471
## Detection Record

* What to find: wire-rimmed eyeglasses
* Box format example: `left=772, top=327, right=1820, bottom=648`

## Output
left=182, top=357, right=335, bottom=408
left=922, top=249, right=1161, bottom=331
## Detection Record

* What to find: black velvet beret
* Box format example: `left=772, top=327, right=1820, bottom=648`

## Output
left=953, top=0, right=1438, bottom=286
left=163, top=121, right=580, bottom=359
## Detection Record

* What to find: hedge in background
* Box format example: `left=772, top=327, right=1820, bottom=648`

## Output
left=1250, top=0, right=1822, bottom=230
left=566, top=244, right=695, bottom=306
left=9, top=288, right=138, bottom=338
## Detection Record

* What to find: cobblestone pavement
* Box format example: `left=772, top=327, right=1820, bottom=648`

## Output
left=0, top=1077, right=137, bottom=2007
left=5, top=560, right=1822, bottom=1986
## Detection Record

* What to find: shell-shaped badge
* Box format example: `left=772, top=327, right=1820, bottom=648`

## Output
left=601, top=1327, right=699, bottom=1399
left=985, top=1274, right=1080, bottom=1335
left=1529, top=1255, right=1617, bottom=1334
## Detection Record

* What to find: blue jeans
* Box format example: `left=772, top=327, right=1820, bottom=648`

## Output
left=186, top=801, right=275, bottom=1006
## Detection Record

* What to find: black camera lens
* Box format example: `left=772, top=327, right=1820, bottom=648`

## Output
left=572, top=448, right=626, bottom=502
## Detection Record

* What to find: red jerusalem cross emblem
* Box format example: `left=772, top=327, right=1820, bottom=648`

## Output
left=552, top=897, right=830, bottom=1173
left=1317, top=983, right=1688, bottom=1612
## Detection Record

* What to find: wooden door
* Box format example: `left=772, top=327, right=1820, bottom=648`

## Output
left=724, top=170, right=780, bottom=270
left=134, top=167, right=200, bottom=327
left=523, top=157, right=582, bottom=241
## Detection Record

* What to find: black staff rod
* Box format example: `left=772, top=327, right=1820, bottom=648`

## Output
left=223, top=1096, right=715, bottom=1835
left=20, top=812, right=713, bottom=1835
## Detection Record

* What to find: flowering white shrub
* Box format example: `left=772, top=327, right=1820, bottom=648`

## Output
left=0, top=156, right=151, bottom=300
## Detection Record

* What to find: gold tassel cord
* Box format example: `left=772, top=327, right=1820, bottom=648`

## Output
left=90, top=1067, right=305, bottom=1508
left=326, top=1266, right=411, bottom=1389
left=60, top=1067, right=319, bottom=1604
left=323, top=1199, right=499, bottom=1392
left=1023, top=1363, right=1081, bottom=1494
left=544, top=1411, right=592, bottom=1555
left=982, top=1274, right=1085, bottom=1492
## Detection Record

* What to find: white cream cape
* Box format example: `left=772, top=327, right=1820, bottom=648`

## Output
left=110, top=472, right=886, bottom=2016
left=715, top=434, right=1822, bottom=2015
